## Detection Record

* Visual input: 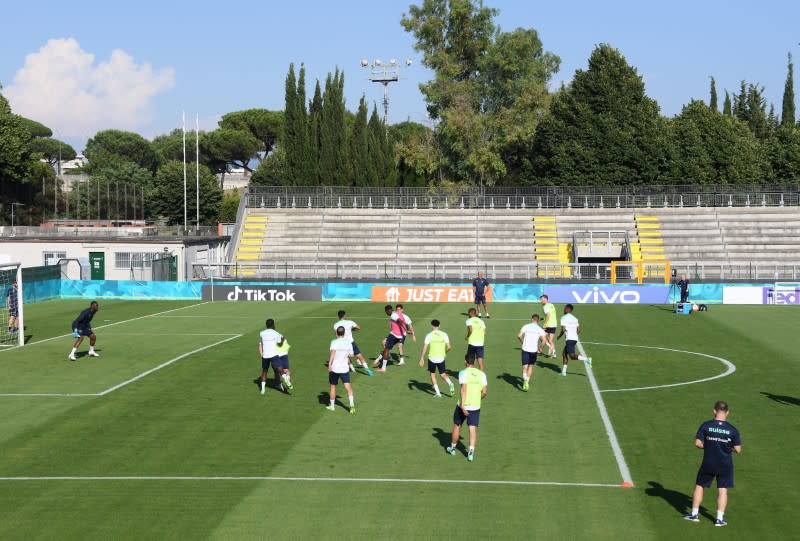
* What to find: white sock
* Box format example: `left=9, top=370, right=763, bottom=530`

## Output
left=523, top=373, right=528, bottom=381
left=348, top=395, right=354, bottom=407
left=260, top=381, right=266, bottom=390
left=433, top=384, right=440, bottom=395
left=562, top=366, right=567, bottom=373
left=375, top=355, right=382, bottom=363
left=70, top=348, right=77, bottom=355
left=691, top=507, right=699, bottom=516
left=381, top=358, right=387, bottom=369
left=89, top=346, right=95, bottom=353
left=329, top=399, right=335, bottom=407
left=716, top=511, right=724, bottom=520
left=468, top=446, right=475, bottom=453
left=399, top=356, right=404, bottom=363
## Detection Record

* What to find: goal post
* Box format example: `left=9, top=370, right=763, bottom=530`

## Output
left=0, top=262, right=24, bottom=347
left=610, top=260, right=671, bottom=285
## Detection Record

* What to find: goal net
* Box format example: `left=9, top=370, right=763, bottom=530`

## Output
left=0, top=263, right=24, bottom=347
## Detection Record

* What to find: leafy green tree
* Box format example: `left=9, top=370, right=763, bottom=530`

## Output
left=85, top=129, right=158, bottom=172
left=0, top=92, right=33, bottom=185
left=722, top=90, right=732, bottom=116
left=218, top=189, right=241, bottom=222
left=667, top=100, right=769, bottom=184
left=150, top=160, right=222, bottom=225
left=402, top=1, right=559, bottom=185
left=769, top=126, right=800, bottom=182
left=219, top=109, right=283, bottom=162
left=531, top=44, right=668, bottom=185
left=29, top=137, right=77, bottom=168
left=250, top=147, right=289, bottom=186
left=732, top=82, right=771, bottom=140
left=319, top=69, right=350, bottom=184
left=781, top=53, right=795, bottom=128
left=368, top=105, right=395, bottom=186
left=389, top=120, right=438, bottom=186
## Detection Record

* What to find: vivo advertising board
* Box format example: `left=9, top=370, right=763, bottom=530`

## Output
left=202, top=285, right=322, bottom=302
left=542, top=285, right=670, bottom=304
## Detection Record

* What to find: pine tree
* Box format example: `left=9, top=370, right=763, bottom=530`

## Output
left=781, top=53, right=795, bottom=128
left=709, top=76, right=718, bottom=111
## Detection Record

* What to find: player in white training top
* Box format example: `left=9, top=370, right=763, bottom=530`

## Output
left=334, top=310, right=373, bottom=376
left=517, top=313, right=547, bottom=391
left=327, top=325, right=357, bottom=414
left=556, top=304, right=592, bottom=377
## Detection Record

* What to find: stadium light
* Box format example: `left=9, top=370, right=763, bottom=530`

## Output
left=360, top=57, right=413, bottom=124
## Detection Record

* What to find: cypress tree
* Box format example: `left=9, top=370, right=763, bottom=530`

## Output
left=781, top=53, right=795, bottom=128
left=283, top=63, right=299, bottom=184
left=296, top=64, right=313, bottom=183
left=350, top=96, right=371, bottom=185
left=309, top=81, right=323, bottom=184
left=723, top=90, right=732, bottom=116
left=319, top=73, right=336, bottom=183
left=709, top=76, right=718, bottom=111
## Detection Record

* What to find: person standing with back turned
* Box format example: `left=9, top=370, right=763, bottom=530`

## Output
left=683, top=400, right=742, bottom=527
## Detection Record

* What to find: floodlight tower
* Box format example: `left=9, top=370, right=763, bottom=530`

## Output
left=360, top=57, right=412, bottom=124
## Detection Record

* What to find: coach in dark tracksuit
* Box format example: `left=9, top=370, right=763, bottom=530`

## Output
left=683, top=401, right=742, bottom=527
left=677, top=274, right=690, bottom=303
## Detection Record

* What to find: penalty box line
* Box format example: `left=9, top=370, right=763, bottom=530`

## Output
left=0, top=333, right=242, bottom=398
left=577, top=341, right=635, bottom=488
left=0, top=475, right=626, bottom=488
left=0, top=302, right=211, bottom=355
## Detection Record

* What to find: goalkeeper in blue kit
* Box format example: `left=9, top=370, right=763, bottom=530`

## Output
left=68, top=301, right=100, bottom=361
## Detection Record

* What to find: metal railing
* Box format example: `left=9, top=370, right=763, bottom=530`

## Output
left=243, top=184, right=800, bottom=210
left=0, top=225, right=221, bottom=238
left=192, top=261, right=800, bottom=282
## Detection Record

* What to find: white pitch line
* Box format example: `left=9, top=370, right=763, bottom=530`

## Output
left=102, top=333, right=236, bottom=336
left=578, top=341, right=634, bottom=488
left=582, top=341, right=737, bottom=393
left=0, top=302, right=209, bottom=354
left=96, top=334, right=242, bottom=396
left=0, top=476, right=624, bottom=488
left=0, top=393, right=97, bottom=397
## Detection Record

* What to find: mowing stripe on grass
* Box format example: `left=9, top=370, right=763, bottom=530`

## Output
left=578, top=341, right=634, bottom=488
left=582, top=341, right=737, bottom=393
left=0, top=302, right=209, bottom=354
left=97, top=334, right=243, bottom=396
left=0, top=476, right=624, bottom=488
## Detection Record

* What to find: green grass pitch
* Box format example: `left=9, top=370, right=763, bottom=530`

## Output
left=0, top=299, right=797, bottom=540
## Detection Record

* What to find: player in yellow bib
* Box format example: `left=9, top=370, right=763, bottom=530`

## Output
left=418, top=319, right=455, bottom=398
left=446, top=355, right=488, bottom=462
left=465, top=308, right=487, bottom=371
left=540, top=294, right=557, bottom=358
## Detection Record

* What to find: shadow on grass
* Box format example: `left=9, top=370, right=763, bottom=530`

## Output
left=432, top=427, right=456, bottom=452
left=496, top=372, right=522, bottom=390
left=537, top=360, right=563, bottom=375
left=317, top=391, right=346, bottom=409
left=408, top=379, right=437, bottom=396
left=761, top=391, right=800, bottom=406
left=645, top=481, right=714, bottom=521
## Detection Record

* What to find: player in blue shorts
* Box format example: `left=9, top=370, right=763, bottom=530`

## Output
left=472, top=272, right=490, bottom=318
left=446, top=355, right=488, bottom=462
left=517, top=314, right=547, bottom=391
left=68, top=301, right=99, bottom=361
left=683, top=401, right=742, bottom=527
left=328, top=326, right=356, bottom=414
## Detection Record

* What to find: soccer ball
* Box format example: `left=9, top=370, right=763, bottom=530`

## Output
left=691, top=304, right=699, bottom=313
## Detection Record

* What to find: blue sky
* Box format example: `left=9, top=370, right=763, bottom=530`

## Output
left=2, top=0, right=798, bottom=152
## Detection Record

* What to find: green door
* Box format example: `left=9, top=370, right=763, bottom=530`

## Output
left=89, top=252, right=105, bottom=280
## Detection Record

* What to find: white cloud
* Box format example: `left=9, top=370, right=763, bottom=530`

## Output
left=5, top=38, right=175, bottom=137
